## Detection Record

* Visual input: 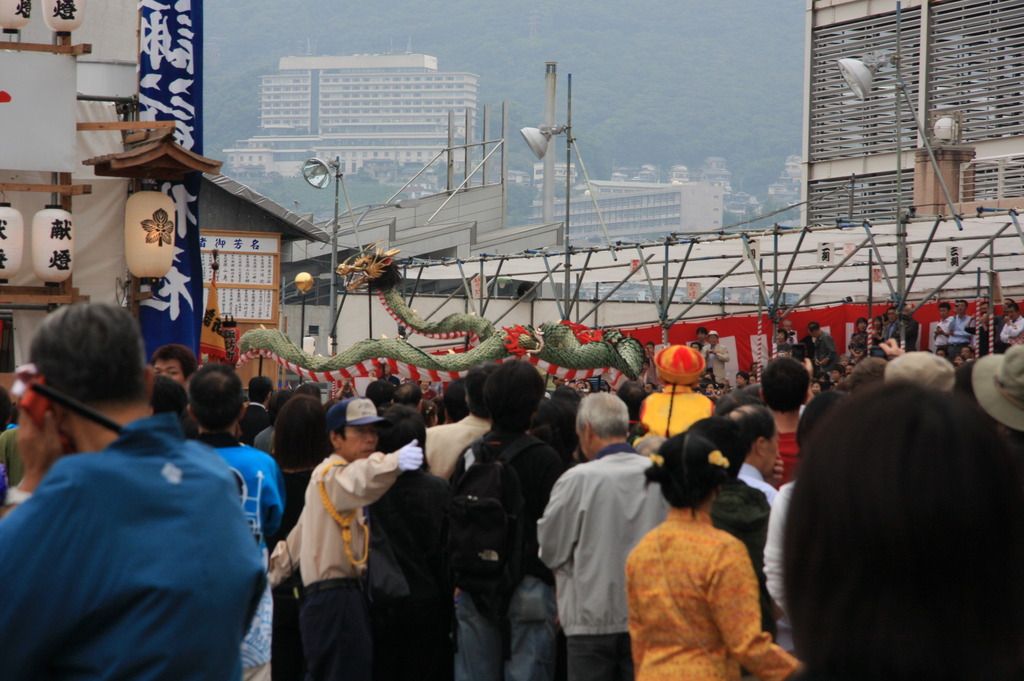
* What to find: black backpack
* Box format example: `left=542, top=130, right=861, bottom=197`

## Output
left=447, top=434, right=540, bottom=614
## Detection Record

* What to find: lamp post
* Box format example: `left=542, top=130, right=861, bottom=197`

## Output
left=836, top=0, right=963, bottom=346
left=301, top=157, right=346, bottom=355
left=294, top=271, right=313, bottom=383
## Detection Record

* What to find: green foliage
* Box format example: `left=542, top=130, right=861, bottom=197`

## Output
left=507, top=183, right=540, bottom=226
left=203, top=0, right=805, bottom=201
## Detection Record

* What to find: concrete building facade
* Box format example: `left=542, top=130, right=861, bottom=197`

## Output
left=534, top=180, right=723, bottom=245
left=802, top=0, right=1024, bottom=225
left=224, top=54, right=479, bottom=178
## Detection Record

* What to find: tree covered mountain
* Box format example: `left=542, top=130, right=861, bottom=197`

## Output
left=204, top=0, right=805, bottom=204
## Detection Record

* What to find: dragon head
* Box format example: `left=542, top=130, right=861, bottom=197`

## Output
left=336, top=242, right=403, bottom=292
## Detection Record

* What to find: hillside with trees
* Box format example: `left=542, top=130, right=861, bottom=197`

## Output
left=204, top=0, right=805, bottom=219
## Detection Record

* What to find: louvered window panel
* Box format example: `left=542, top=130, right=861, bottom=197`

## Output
left=809, top=8, right=922, bottom=162
left=808, top=170, right=910, bottom=225
left=961, top=156, right=1024, bottom=201
left=929, top=0, right=1024, bottom=144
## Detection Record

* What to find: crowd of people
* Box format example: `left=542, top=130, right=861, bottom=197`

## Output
left=2, top=301, right=1024, bottom=681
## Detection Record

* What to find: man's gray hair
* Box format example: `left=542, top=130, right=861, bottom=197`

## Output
left=30, top=303, right=147, bottom=406
left=576, top=392, right=629, bottom=440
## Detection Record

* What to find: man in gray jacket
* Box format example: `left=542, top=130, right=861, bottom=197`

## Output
left=538, top=393, right=669, bottom=681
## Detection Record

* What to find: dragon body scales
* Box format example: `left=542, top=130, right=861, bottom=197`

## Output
left=237, top=248, right=644, bottom=384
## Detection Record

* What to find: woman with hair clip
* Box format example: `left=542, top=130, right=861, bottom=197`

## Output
left=626, top=433, right=800, bottom=681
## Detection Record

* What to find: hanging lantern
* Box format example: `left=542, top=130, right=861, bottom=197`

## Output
left=124, top=190, right=175, bottom=280
left=0, top=0, right=32, bottom=33
left=31, top=205, right=74, bottom=283
left=0, top=203, right=24, bottom=280
left=41, top=0, right=84, bottom=34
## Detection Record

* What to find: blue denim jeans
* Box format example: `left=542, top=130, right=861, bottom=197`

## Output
left=454, top=576, right=557, bottom=681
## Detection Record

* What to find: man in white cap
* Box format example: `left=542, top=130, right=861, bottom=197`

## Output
left=705, top=330, right=731, bottom=386
left=269, top=397, right=423, bottom=681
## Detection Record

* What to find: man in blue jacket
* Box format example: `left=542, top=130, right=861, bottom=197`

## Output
left=190, top=363, right=286, bottom=680
left=0, top=303, right=265, bottom=680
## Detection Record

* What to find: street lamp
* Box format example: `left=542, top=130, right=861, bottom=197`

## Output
left=521, top=66, right=615, bottom=321
left=836, top=0, right=963, bottom=345
left=294, top=271, right=313, bottom=382
left=302, top=156, right=350, bottom=359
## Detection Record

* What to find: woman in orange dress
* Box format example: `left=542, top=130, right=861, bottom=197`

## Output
left=626, top=433, right=799, bottom=681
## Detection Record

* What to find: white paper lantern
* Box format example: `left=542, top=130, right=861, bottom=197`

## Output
left=31, top=205, right=74, bottom=283
left=0, top=203, right=24, bottom=279
left=41, top=0, right=84, bottom=33
left=0, top=0, right=32, bottom=33
left=124, top=190, right=175, bottom=279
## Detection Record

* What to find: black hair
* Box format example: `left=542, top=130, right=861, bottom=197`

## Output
left=32, top=303, right=147, bottom=407
left=247, top=375, right=273, bottom=404
left=713, top=384, right=764, bottom=416
left=378, top=404, right=427, bottom=466
left=786, top=384, right=1024, bottom=681
left=550, top=385, right=582, bottom=410
left=696, top=326, right=708, bottom=335
left=1006, top=300, right=1020, bottom=314
left=729, top=404, right=776, bottom=456
left=0, top=386, right=13, bottom=427
left=293, top=383, right=322, bottom=401
left=855, top=317, right=868, bottom=327
left=441, top=379, right=468, bottom=422
left=429, top=395, right=446, bottom=425
left=616, top=381, right=646, bottom=422
left=796, top=390, right=845, bottom=451
left=530, top=398, right=579, bottom=467
left=188, top=364, right=244, bottom=432
left=151, top=374, right=188, bottom=416
left=266, top=388, right=294, bottom=425
left=365, top=379, right=396, bottom=408
left=149, top=343, right=198, bottom=379
left=484, top=359, right=546, bottom=433
left=687, top=417, right=747, bottom=479
left=273, top=395, right=329, bottom=470
left=393, top=382, right=422, bottom=406
left=807, top=321, right=821, bottom=332
left=645, top=433, right=730, bottom=508
left=465, top=363, right=499, bottom=418
left=761, top=357, right=809, bottom=413
left=938, top=301, right=951, bottom=311
left=736, top=370, right=752, bottom=382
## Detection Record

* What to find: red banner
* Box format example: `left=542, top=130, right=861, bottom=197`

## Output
left=624, top=301, right=995, bottom=380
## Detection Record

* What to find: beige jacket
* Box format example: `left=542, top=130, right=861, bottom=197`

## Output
left=425, top=414, right=492, bottom=480
left=268, top=451, right=400, bottom=587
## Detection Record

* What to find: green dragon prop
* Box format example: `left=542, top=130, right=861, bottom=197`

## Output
left=237, top=246, right=644, bottom=384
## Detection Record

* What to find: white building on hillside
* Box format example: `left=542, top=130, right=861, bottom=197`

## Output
left=224, top=54, right=478, bottom=178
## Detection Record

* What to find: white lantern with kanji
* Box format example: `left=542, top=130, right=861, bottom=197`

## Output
left=31, top=205, right=74, bottom=283
left=124, top=190, right=175, bottom=279
left=41, top=0, right=84, bottom=33
left=0, top=0, right=32, bottom=33
left=0, top=203, right=24, bottom=279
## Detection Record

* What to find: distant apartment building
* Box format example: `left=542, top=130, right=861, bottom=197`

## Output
left=224, top=54, right=479, bottom=178
left=803, top=0, right=1024, bottom=224
left=535, top=180, right=723, bottom=244
left=767, top=155, right=801, bottom=206
left=532, top=161, right=578, bottom=186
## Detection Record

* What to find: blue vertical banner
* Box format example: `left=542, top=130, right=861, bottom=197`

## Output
left=137, top=0, right=205, bottom=358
